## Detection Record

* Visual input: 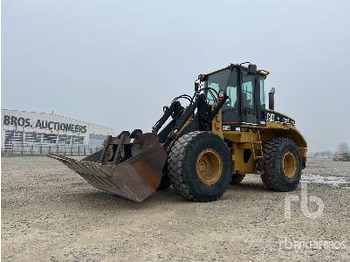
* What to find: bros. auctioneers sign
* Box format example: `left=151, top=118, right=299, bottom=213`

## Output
left=2, top=114, right=87, bottom=134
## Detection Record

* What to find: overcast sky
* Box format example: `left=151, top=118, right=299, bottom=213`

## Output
left=2, top=0, right=350, bottom=152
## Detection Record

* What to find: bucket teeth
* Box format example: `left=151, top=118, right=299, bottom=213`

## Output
left=47, top=133, right=167, bottom=202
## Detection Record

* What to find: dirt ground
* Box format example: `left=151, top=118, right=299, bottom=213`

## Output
left=1, top=157, right=350, bottom=261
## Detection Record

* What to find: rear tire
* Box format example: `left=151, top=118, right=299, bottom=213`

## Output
left=261, top=137, right=302, bottom=191
left=168, top=131, right=232, bottom=202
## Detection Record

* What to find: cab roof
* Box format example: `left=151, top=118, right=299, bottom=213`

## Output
left=198, top=63, right=269, bottom=80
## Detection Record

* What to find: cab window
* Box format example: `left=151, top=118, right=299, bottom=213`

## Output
left=206, top=69, right=238, bottom=109
left=206, top=69, right=231, bottom=104
left=242, top=80, right=254, bottom=109
left=259, top=79, right=265, bottom=106
left=226, top=86, right=238, bottom=108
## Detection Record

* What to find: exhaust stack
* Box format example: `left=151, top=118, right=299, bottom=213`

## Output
left=268, top=87, right=275, bottom=110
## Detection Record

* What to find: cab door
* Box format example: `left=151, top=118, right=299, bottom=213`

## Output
left=241, top=75, right=258, bottom=125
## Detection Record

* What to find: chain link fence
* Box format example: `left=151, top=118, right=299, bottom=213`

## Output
left=1, top=143, right=102, bottom=156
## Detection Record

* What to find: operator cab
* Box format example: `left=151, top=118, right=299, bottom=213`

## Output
left=199, top=63, right=268, bottom=129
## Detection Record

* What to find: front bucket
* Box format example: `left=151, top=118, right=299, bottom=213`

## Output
left=48, top=134, right=167, bottom=202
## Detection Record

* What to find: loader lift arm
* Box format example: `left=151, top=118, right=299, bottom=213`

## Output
left=154, top=89, right=228, bottom=147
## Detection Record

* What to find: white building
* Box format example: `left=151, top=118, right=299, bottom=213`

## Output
left=1, top=109, right=115, bottom=155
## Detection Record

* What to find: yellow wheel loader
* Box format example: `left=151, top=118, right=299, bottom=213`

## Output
left=333, top=153, right=350, bottom=161
left=49, top=62, right=307, bottom=202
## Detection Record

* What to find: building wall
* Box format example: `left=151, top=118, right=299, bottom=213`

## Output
left=1, top=109, right=115, bottom=153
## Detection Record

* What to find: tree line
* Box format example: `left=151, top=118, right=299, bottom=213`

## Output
left=309, top=142, right=349, bottom=158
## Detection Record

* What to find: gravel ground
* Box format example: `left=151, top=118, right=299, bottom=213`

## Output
left=1, top=157, right=350, bottom=261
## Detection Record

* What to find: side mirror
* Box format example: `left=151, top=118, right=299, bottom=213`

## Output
left=194, top=82, right=199, bottom=92
left=268, top=87, right=275, bottom=110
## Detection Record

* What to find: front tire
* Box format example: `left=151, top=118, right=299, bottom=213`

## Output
left=168, top=131, right=232, bottom=202
left=261, top=137, right=302, bottom=191
left=157, top=174, right=170, bottom=190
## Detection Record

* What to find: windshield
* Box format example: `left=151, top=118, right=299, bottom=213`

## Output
left=205, top=69, right=238, bottom=108
left=206, top=69, right=231, bottom=104
left=204, top=68, right=239, bottom=123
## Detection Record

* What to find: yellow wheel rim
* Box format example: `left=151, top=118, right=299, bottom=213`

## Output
left=282, top=151, right=297, bottom=179
left=196, top=148, right=223, bottom=186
